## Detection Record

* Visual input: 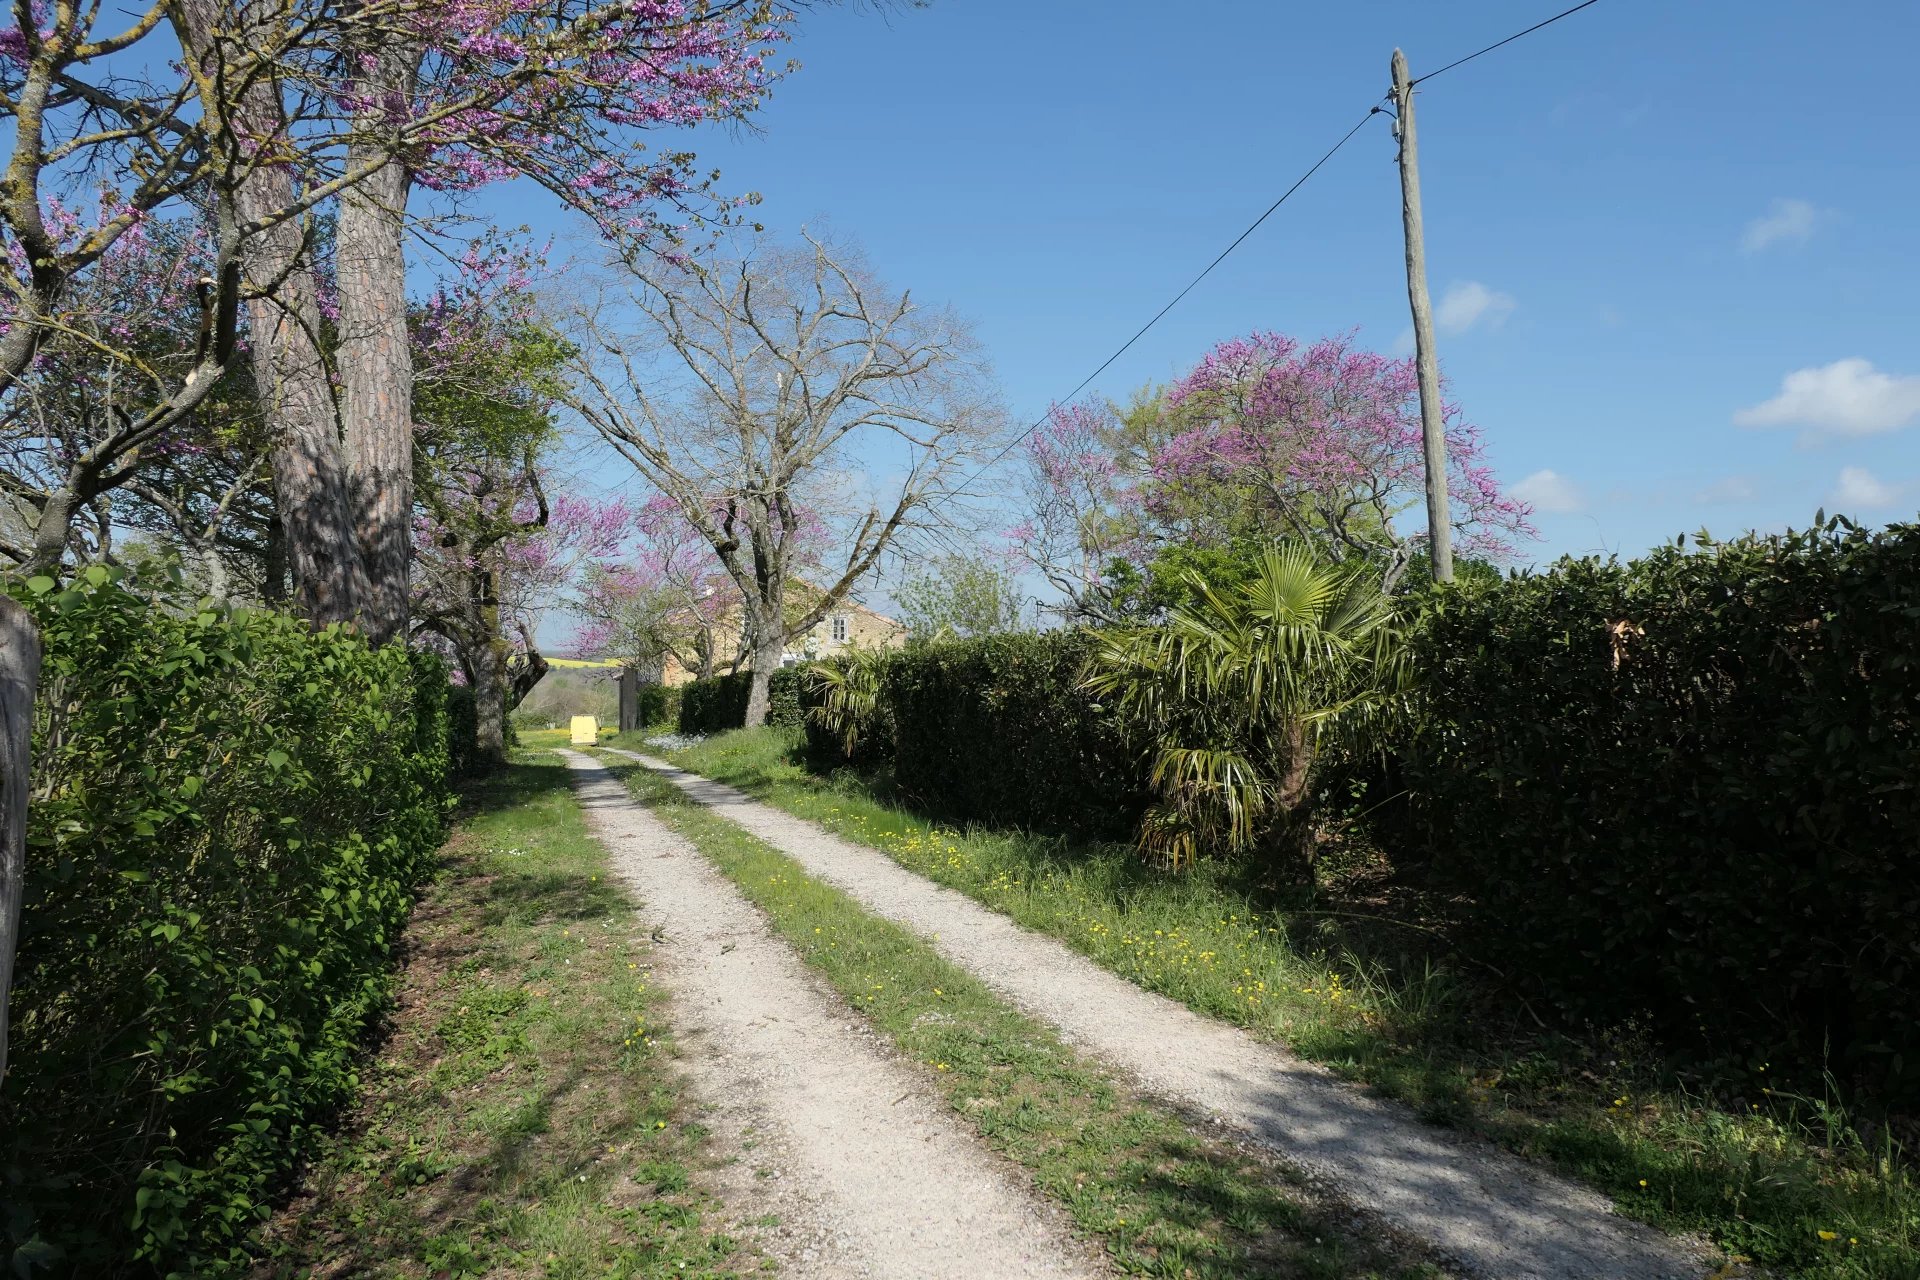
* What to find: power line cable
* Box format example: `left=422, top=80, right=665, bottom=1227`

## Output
left=943, top=0, right=1609, bottom=505
left=942, top=105, right=1384, bottom=503
left=1410, top=0, right=1605, bottom=84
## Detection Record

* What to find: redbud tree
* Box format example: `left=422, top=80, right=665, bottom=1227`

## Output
left=1014, top=332, right=1535, bottom=619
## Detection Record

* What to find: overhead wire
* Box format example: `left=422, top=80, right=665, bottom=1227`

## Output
left=1410, top=0, right=1605, bottom=84
left=941, top=106, right=1384, bottom=503
left=940, top=0, right=1609, bottom=505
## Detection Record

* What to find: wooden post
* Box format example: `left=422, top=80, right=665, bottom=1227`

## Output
left=0, top=596, right=40, bottom=1089
left=1392, top=48, right=1454, bottom=584
left=618, top=666, right=639, bottom=734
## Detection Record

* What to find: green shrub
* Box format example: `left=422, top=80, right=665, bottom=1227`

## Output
left=635, top=680, right=676, bottom=728
left=870, top=632, right=1145, bottom=838
left=1397, top=520, right=1920, bottom=1101
left=676, top=667, right=804, bottom=734
left=0, top=570, right=453, bottom=1276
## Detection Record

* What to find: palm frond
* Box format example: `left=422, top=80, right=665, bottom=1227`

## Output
left=1082, top=541, right=1409, bottom=867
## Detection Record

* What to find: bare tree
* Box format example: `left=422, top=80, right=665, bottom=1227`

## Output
left=564, top=231, right=1002, bottom=727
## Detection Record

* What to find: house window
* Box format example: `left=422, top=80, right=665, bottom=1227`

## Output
left=830, top=614, right=849, bottom=643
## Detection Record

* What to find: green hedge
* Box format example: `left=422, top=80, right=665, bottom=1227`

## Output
left=1398, top=521, right=1920, bottom=1100
left=0, top=571, right=453, bottom=1276
left=810, top=633, right=1146, bottom=838
left=677, top=667, right=804, bottom=735
left=636, top=681, right=674, bottom=728
left=790, top=526, right=1920, bottom=1100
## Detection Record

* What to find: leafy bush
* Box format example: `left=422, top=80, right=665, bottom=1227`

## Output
left=865, top=632, right=1145, bottom=838
left=676, top=667, right=804, bottom=734
left=636, top=680, right=675, bottom=728
left=1397, top=521, right=1920, bottom=1101
left=0, top=571, right=453, bottom=1275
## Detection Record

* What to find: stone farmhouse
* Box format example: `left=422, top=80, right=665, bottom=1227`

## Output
left=658, top=592, right=907, bottom=688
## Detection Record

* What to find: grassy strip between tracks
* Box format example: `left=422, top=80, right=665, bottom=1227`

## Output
left=599, top=754, right=1440, bottom=1280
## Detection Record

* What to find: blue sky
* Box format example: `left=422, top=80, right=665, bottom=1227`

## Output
left=500, top=0, right=1920, bottom=570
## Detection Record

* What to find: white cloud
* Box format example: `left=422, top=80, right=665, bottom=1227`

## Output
left=1830, top=466, right=1898, bottom=510
left=1511, top=468, right=1583, bottom=514
left=1693, top=476, right=1757, bottom=505
left=1734, top=358, right=1920, bottom=438
left=1740, top=197, right=1820, bottom=253
left=1435, top=281, right=1517, bottom=335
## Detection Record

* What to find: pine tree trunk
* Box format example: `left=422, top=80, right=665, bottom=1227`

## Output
left=263, top=511, right=288, bottom=605
left=338, top=59, right=417, bottom=648
left=173, top=0, right=365, bottom=628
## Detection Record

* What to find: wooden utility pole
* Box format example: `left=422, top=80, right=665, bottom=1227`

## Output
left=0, top=596, right=40, bottom=1089
left=1391, top=48, right=1454, bottom=584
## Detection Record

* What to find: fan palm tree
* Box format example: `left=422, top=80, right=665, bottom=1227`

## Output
left=1084, top=544, right=1409, bottom=871
left=807, top=649, right=886, bottom=759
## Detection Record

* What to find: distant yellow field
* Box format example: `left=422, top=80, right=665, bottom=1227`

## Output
left=546, top=657, right=621, bottom=670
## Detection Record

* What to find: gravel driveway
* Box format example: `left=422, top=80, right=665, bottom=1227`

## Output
left=559, top=750, right=1103, bottom=1280
left=604, top=746, right=1718, bottom=1280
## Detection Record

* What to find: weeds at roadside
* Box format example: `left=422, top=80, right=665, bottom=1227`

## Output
left=619, top=726, right=1920, bottom=1280
left=249, top=754, right=756, bottom=1280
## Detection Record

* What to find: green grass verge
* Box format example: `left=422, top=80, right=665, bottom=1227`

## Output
left=250, top=753, right=757, bottom=1280
left=597, top=754, right=1440, bottom=1280
left=616, top=726, right=1920, bottom=1280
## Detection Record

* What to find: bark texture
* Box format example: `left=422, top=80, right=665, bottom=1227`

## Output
left=338, top=52, right=419, bottom=646
left=174, top=0, right=365, bottom=629
left=0, top=595, right=40, bottom=1087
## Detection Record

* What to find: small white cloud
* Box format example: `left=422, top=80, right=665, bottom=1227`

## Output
left=1693, top=476, right=1757, bottom=505
left=1511, top=468, right=1583, bottom=514
left=1435, top=281, right=1517, bottom=335
left=1830, top=466, right=1898, bottom=510
left=1740, top=197, right=1821, bottom=253
left=1734, top=358, right=1920, bottom=438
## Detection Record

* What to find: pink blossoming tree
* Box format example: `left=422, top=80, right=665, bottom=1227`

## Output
left=571, top=493, right=742, bottom=681
left=1014, top=332, right=1534, bottom=616
left=3, top=0, right=789, bottom=642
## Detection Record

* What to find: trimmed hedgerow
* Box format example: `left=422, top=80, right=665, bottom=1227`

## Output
left=676, top=666, right=804, bottom=734
left=792, top=523, right=1920, bottom=1105
left=827, top=632, right=1146, bottom=839
left=1396, top=520, right=1920, bottom=1102
left=0, top=570, right=453, bottom=1276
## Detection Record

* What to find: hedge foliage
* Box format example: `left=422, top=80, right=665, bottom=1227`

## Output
left=635, top=680, right=674, bottom=728
left=805, top=632, right=1146, bottom=838
left=676, top=666, right=804, bottom=734
left=0, top=571, right=453, bottom=1276
left=792, top=524, right=1920, bottom=1103
left=1398, top=521, right=1920, bottom=1099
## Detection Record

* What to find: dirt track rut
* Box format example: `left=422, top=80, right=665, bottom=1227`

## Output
left=560, top=750, right=1102, bottom=1280
left=604, top=746, right=1715, bottom=1280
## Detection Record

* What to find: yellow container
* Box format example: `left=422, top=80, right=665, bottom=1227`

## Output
left=569, top=715, right=599, bottom=746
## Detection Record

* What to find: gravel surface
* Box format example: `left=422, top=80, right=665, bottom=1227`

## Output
left=606, top=746, right=1719, bottom=1280
left=558, top=750, right=1103, bottom=1280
